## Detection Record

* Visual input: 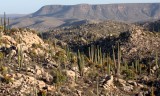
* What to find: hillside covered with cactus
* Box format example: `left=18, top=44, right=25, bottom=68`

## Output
left=0, top=13, right=160, bottom=96
left=42, top=20, right=160, bottom=95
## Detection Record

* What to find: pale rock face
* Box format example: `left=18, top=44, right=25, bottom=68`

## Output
left=37, top=48, right=45, bottom=55
left=0, top=31, right=45, bottom=56
left=76, top=90, right=82, bottom=96
left=118, top=78, right=126, bottom=84
left=46, top=85, right=55, bottom=91
left=37, top=80, right=46, bottom=89
left=103, top=75, right=117, bottom=91
left=83, top=67, right=89, bottom=73
left=10, top=73, right=55, bottom=95
left=16, top=73, right=23, bottom=78
left=118, top=79, right=144, bottom=92
left=0, top=31, right=4, bottom=36
left=137, top=83, right=144, bottom=88
left=127, top=80, right=138, bottom=87
left=142, top=76, right=149, bottom=81
left=72, top=66, right=79, bottom=72
left=17, top=32, right=42, bottom=45
left=107, top=75, right=113, bottom=85
left=1, top=35, right=17, bottom=45
left=42, top=72, right=53, bottom=82
left=65, top=70, right=76, bottom=79
left=26, top=76, right=35, bottom=85
left=33, top=48, right=45, bottom=55
left=36, top=69, right=42, bottom=76
left=26, top=65, right=53, bottom=82
left=34, top=65, right=40, bottom=71
left=0, top=31, right=48, bottom=64
left=5, top=44, right=11, bottom=48
left=152, top=65, right=159, bottom=71
left=123, top=85, right=133, bottom=92
left=34, top=65, right=43, bottom=76
left=65, top=70, right=79, bottom=87
left=11, top=78, right=24, bottom=88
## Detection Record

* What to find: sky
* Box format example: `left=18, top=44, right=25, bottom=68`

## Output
left=0, top=0, right=160, bottom=14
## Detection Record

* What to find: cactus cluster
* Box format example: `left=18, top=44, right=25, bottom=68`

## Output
left=0, top=12, right=10, bottom=33
left=77, top=50, right=84, bottom=76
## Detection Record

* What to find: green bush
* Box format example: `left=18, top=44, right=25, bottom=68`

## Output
left=32, top=43, right=43, bottom=49
left=38, top=90, right=47, bottom=96
left=0, top=52, right=4, bottom=60
left=52, top=69, right=66, bottom=86
left=156, top=69, right=160, bottom=78
left=10, top=28, right=19, bottom=32
left=30, top=30, right=37, bottom=34
left=87, top=69, right=99, bottom=80
left=122, top=69, right=135, bottom=80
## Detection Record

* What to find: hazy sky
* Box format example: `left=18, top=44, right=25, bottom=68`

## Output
left=0, top=0, right=160, bottom=14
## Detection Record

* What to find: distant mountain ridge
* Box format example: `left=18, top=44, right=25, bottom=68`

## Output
left=0, top=14, right=26, bottom=19
left=31, top=3, right=160, bottom=21
left=10, top=3, right=160, bottom=31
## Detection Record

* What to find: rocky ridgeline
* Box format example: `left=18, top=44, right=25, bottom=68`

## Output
left=43, top=20, right=130, bottom=46
left=44, top=20, right=160, bottom=63
left=120, top=25, right=160, bottom=62
left=85, top=24, right=160, bottom=63
left=139, top=19, right=160, bottom=32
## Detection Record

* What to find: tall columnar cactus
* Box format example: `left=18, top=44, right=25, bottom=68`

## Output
left=8, top=52, right=12, bottom=63
left=96, top=77, right=99, bottom=96
left=18, top=44, right=23, bottom=69
left=88, top=45, right=106, bottom=69
left=18, top=36, right=23, bottom=69
left=135, top=60, right=141, bottom=74
left=112, top=43, right=121, bottom=77
left=0, top=18, right=3, bottom=32
left=88, top=45, right=94, bottom=62
left=151, top=85, right=155, bottom=96
left=124, top=60, right=129, bottom=74
left=132, top=62, right=134, bottom=70
left=33, top=77, right=38, bottom=96
left=1, top=18, right=2, bottom=26
left=77, top=50, right=84, bottom=76
left=135, top=60, right=138, bottom=73
left=155, top=51, right=158, bottom=66
left=138, top=60, right=142, bottom=75
left=98, top=46, right=103, bottom=65
left=94, top=46, right=97, bottom=64
left=107, top=54, right=111, bottom=75
left=65, top=46, right=71, bottom=61
left=112, top=46, right=116, bottom=70
left=3, top=12, right=6, bottom=33
left=7, top=17, right=10, bottom=30
left=117, top=43, right=121, bottom=76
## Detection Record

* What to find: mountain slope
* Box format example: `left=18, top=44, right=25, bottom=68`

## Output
left=42, top=20, right=130, bottom=46
left=139, top=19, right=160, bottom=32
left=32, top=3, right=160, bottom=22
left=10, top=3, right=160, bottom=31
left=43, top=20, right=160, bottom=63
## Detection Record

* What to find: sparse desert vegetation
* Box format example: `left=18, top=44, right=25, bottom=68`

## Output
left=0, top=3, right=160, bottom=96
